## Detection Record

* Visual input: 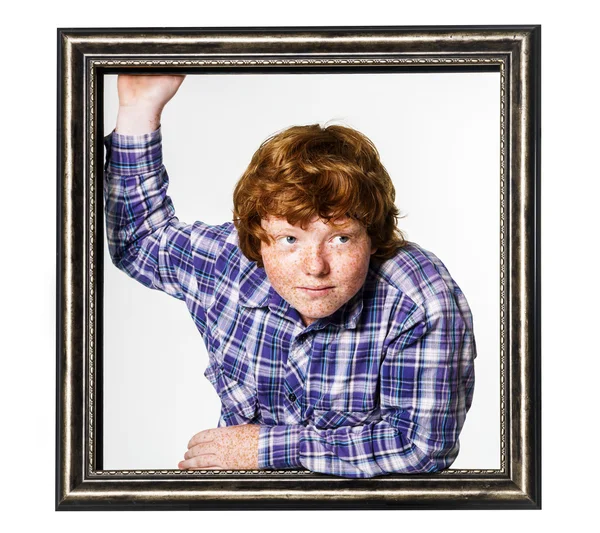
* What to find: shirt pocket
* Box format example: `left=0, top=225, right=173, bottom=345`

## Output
left=310, top=342, right=380, bottom=413
left=313, top=384, right=378, bottom=413
left=310, top=406, right=381, bottom=430
left=205, top=363, right=259, bottom=424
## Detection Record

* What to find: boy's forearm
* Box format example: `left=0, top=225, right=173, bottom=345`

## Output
left=113, top=74, right=186, bottom=135
left=115, top=104, right=162, bottom=135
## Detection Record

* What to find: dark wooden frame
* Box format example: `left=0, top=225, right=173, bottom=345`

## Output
left=56, top=25, right=541, bottom=510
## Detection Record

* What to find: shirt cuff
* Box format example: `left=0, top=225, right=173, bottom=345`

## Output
left=258, top=425, right=303, bottom=470
left=104, top=127, right=163, bottom=176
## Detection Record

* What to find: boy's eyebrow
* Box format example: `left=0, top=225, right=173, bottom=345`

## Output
left=263, top=216, right=361, bottom=232
left=328, top=219, right=360, bottom=232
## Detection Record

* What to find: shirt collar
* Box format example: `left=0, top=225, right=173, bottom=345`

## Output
left=238, top=253, right=271, bottom=308
left=238, top=253, right=366, bottom=331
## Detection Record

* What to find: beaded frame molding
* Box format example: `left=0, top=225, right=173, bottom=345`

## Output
left=57, top=26, right=541, bottom=510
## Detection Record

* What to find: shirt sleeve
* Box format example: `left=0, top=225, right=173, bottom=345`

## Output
left=103, top=128, right=230, bottom=326
left=258, top=290, right=476, bottom=478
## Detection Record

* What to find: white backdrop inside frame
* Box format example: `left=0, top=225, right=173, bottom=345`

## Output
left=103, top=71, right=501, bottom=470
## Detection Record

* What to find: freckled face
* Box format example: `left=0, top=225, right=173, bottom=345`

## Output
left=260, top=216, right=377, bottom=326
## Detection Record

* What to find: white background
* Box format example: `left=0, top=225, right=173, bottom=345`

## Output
left=2, top=0, right=597, bottom=530
left=103, top=72, right=500, bottom=470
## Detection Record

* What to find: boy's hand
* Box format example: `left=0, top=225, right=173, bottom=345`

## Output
left=115, top=74, right=185, bottom=135
left=178, top=424, right=261, bottom=470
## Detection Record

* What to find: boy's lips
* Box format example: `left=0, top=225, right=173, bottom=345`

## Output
left=298, top=286, right=334, bottom=295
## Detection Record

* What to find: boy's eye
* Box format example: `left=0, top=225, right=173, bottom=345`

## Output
left=284, top=236, right=297, bottom=244
left=336, top=236, right=350, bottom=244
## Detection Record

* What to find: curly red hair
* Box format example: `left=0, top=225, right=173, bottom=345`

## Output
left=233, top=124, right=405, bottom=267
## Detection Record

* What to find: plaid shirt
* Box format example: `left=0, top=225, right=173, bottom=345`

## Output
left=104, top=128, right=476, bottom=478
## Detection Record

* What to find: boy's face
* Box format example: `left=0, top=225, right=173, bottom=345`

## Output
left=260, top=216, right=377, bottom=326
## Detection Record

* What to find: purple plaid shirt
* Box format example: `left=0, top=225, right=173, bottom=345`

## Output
left=104, top=128, right=476, bottom=478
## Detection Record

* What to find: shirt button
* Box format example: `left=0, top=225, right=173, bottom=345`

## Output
left=288, top=393, right=297, bottom=402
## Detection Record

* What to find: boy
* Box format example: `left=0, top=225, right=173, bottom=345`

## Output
left=104, top=74, right=475, bottom=478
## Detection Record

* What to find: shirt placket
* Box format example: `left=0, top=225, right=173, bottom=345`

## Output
left=281, top=332, right=312, bottom=425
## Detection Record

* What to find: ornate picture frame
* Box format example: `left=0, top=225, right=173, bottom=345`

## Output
left=56, top=25, right=541, bottom=510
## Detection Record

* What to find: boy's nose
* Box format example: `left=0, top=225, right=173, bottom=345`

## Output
left=302, top=246, right=330, bottom=276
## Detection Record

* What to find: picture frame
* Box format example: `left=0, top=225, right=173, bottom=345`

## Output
left=56, top=25, right=541, bottom=510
